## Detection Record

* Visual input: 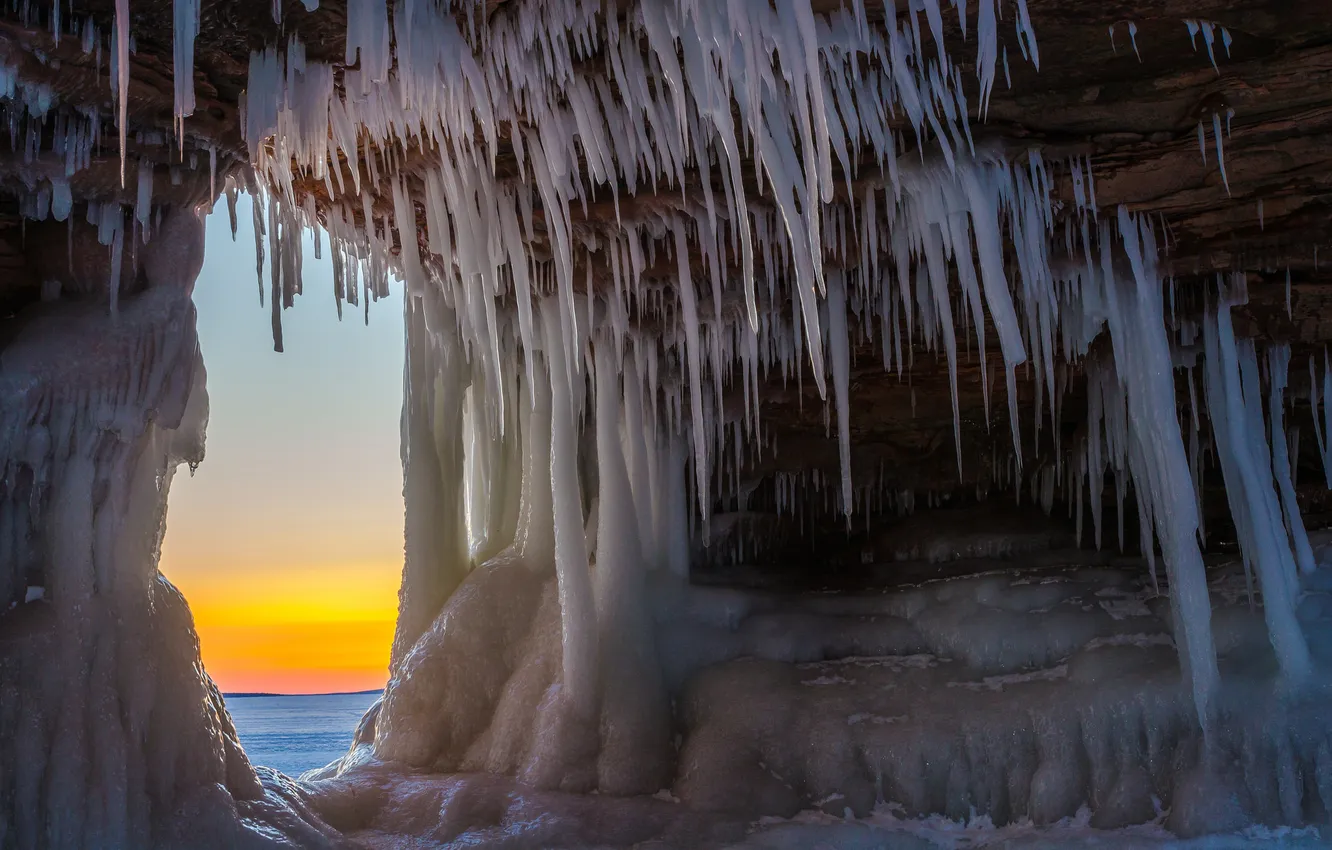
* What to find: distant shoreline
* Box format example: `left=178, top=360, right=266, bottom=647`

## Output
left=224, top=689, right=384, bottom=699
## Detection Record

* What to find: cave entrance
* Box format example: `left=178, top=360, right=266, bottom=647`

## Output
left=157, top=195, right=404, bottom=775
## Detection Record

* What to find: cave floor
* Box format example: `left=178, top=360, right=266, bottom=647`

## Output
left=286, top=549, right=1332, bottom=850
left=311, top=769, right=1330, bottom=849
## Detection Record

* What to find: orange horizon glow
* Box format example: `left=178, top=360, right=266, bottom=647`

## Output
left=167, top=559, right=402, bottom=695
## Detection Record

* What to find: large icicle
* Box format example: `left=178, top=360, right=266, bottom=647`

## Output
left=172, top=0, right=200, bottom=143
left=392, top=298, right=472, bottom=667
left=542, top=297, right=598, bottom=716
left=1203, top=286, right=1312, bottom=685
left=115, top=0, right=130, bottom=186
left=1079, top=209, right=1220, bottom=728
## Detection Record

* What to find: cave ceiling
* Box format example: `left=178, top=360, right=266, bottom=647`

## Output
left=2, top=0, right=1332, bottom=554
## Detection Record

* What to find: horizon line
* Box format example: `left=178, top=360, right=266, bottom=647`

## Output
left=224, top=688, right=384, bottom=698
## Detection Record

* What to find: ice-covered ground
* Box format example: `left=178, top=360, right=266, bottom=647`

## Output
left=300, top=548, right=1332, bottom=849
left=310, top=770, right=1330, bottom=849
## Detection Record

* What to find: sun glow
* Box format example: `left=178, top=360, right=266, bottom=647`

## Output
left=164, top=558, right=401, bottom=695
left=159, top=198, right=405, bottom=697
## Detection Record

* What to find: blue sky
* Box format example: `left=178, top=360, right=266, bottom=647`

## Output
left=159, top=195, right=407, bottom=693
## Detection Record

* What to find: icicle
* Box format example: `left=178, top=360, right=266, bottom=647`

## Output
left=135, top=159, right=152, bottom=227
left=173, top=0, right=200, bottom=143
left=1204, top=286, right=1311, bottom=685
left=672, top=220, right=710, bottom=528
left=1200, top=21, right=1219, bottom=72
left=1267, top=344, right=1316, bottom=575
left=1093, top=207, right=1220, bottom=728
left=827, top=271, right=853, bottom=522
left=1212, top=112, right=1230, bottom=195
left=115, top=0, right=129, bottom=186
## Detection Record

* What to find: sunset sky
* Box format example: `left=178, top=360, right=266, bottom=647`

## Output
left=160, top=195, right=406, bottom=695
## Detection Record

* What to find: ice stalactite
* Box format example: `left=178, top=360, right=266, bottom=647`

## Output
left=513, top=355, right=556, bottom=564
left=1266, top=344, right=1316, bottom=576
left=1202, top=280, right=1312, bottom=686
left=826, top=271, right=853, bottom=521
left=1068, top=210, right=1219, bottom=727
left=467, top=367, right=523, bottom=566
left=114, top=0, right=129, bottom=186
left=172, top=0, right=199, bottom=148
left=621, top=351, right=658, bottom=568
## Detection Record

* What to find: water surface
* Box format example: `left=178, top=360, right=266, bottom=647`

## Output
left=226, top=691, right=380, bottom=778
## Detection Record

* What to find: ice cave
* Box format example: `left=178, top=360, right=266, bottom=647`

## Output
left=5, top=0, right=1332, bottom=847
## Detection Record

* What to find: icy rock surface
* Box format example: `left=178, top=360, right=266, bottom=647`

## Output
left=315, top=765, right=1332, bottom=848
left=328, top=545, right=1332, bottom=842
left=671, top=562, right=1332, bottom=829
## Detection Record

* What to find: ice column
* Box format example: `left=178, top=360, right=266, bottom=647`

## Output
left=391, top=296, right=473, bottom=668
left=542, top=297, right=599, bottom=716
left=592, top=338, right=670, bottom=794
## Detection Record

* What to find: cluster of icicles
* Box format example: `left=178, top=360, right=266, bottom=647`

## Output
left=0, top=0, right=1242, bottom=741
left=0, top=0, right=228, bottom=316
left=225, top=0, right=1328, bottom=730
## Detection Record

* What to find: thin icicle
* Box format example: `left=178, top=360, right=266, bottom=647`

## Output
left=115, top=0, right=130, bottom=186
left=827, top=271, right=853, bottom=522
left=1212, top=112, right=1230, bottom=195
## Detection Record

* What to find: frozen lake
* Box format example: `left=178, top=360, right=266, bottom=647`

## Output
left=226, top=691, right=380, bottom=778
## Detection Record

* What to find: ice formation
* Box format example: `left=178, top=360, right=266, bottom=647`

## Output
left=0, top=210, right=348, bottom=849
left=228, top=0, right=1330, bottom=832
left=4, top=0, right=1332, bottom=845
